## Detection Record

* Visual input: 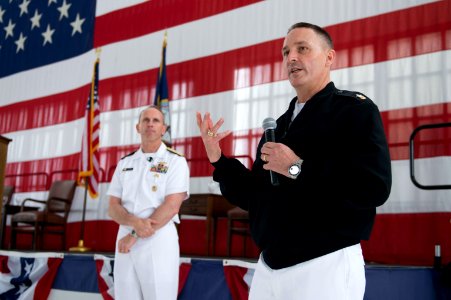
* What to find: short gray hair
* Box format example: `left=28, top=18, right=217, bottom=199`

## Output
left=138, top=105, right=165, bottom=124
left=287, top=22, right=333, bottom=49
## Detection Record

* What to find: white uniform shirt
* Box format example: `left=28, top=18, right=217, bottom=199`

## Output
left=107, top=143, right=189, bottom=223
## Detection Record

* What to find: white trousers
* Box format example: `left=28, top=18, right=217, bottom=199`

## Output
left=113, top=222, right=179, bottom=300
left=249, top=244, right=366, bottom=300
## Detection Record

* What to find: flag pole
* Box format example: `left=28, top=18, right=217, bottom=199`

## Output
left=70, top=49, right=101, bottom=252
left=69, top=179, right=90, bottom=252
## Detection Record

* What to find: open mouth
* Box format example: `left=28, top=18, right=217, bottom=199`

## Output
left=289, top=65, right=303, bottom=74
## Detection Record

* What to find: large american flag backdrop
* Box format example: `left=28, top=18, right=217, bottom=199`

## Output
left=1, top=0, right=451, bottom=266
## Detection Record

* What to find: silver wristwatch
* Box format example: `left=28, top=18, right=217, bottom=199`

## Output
left=288, top=158, right=303, bottom=179
left=130, top=229, right=139, bottom=238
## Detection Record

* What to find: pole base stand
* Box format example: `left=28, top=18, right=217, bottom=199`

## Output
left=69, top=239, right=91, bottom=252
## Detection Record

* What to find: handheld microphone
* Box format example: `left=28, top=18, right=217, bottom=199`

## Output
left=262, top=117, right=279, bottom=186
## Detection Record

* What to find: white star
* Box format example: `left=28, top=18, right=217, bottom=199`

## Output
left=57, top=0, right=71, bottom=20
left=24, top=260, right=33, bottom=276
left=41, top=24, right=55, bottom=46
left=48, top=0, right=57, bottom=6
left=15, top=32, right=26, bottom=53
left=30, top=9, right=42, bottom=29
left=18, top=0, right=31, bottom=17
left=4, top=19, right=15, bottom=39
left=70, top=13, right=84, bottom=36
left=17, top=283, right=28, bottom=295
left=0, top=6, right=5, bottom=23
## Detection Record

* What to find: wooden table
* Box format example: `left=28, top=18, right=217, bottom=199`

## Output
left=180, top=193, right=235, bottom=256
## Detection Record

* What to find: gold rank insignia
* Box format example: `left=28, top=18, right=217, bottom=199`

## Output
left=356, top=94, right=366, bottom=100
left=152, top=185, right=158, bottom=192
left=166, top=147, right=184, bottom=156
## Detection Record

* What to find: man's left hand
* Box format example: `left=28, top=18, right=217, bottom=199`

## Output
left=118, top=233, right=138, bottom=253
left=260, top=142, right=300, bottom=177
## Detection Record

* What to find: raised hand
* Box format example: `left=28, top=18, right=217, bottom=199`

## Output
left=196, top=112, right=232, bottom=163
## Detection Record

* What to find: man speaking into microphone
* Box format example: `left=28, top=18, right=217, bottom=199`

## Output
left=196, top=22, right=391, bottom=300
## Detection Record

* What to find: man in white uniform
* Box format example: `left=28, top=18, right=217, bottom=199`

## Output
left=108, top=105, right=189, bottom=300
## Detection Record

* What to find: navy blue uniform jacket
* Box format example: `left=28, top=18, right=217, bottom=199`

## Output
left=212, top=82, right=392, bottom=269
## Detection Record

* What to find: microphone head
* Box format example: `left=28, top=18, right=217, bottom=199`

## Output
left=262, top=117, right=277, bottom=131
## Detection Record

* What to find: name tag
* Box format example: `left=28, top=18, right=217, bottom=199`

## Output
left=122, top=167, right=133, bottom=172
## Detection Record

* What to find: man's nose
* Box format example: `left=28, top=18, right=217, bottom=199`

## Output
left=288, top=52, right=298, bottom=62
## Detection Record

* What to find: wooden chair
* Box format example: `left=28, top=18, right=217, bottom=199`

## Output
left=179, top=194, right=235, bottom=256
left=10, top=180, right=76, bottom=250
left=1, top=186, right=15, bottom=248
left=226, top=206, right=251, bottom=257
left=2, top=185, right=15, bottom=206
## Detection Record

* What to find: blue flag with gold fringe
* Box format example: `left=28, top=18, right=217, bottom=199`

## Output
left=154, top=32, right=171, bottom=144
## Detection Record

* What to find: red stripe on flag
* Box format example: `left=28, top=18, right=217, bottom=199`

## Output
left=0, top=86, right=87, bottom=133
left=0, top=255, right=10, bottom=273
left=178, top=263, right=192, bottom=295
left=95, top=259, right=114, bottom=300
left=329, top=0, right=451, bottom=68
left=381, top=102, right=451, bottom=161
left=363, top=212, right=451, bottom=265
left=223, top=266, right=250, bottom=300
left=94, top=0, right=263, bottom=47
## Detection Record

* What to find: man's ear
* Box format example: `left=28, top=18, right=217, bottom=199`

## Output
left=325, top=49, right=335, bottom=67
left=136, top=123, right=140, bottom=133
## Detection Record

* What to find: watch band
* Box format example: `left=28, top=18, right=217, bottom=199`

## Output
left=288, top=158, right=303, bottom=179
left=130, top=229, right=139, bottom=238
